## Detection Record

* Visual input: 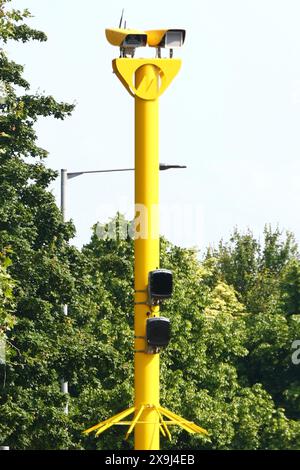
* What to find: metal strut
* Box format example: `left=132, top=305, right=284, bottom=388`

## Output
left=83, top=404, right=208, bottom=441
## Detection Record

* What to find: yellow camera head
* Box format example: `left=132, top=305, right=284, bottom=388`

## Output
left=147, top=29, right=186, bottom=48
left=105, top=28, right=147, bottom=48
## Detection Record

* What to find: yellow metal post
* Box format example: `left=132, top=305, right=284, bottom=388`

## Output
left=134, top=64, right=160, bottom=450
left=112, top=58, right=182, bottom=451
left=83, top=55, right=209, bottom=449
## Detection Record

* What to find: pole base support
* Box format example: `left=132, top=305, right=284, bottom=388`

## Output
left=83, top=404, right=208, bottom=442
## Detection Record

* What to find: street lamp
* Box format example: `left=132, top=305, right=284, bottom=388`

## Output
left=60, top=163, right=186, bottom=414
left=61, top=164, right=186, bottom=220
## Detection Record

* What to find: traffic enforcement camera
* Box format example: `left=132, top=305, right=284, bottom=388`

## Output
left=105, top=28, right=147, bottom=56
left=146, top=317, right=171, bottom=354
left=146, top=29, right=186, bottom=48
left=148, top=269, right=173, bottom=305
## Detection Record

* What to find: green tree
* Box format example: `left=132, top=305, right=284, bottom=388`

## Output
left=1, top=0, right=299, bottom=450
left=79, top=226, right=300, bottom=450
left=280, top=259, right=300, bottom=315
left=0, top=250, right=15, bottom=357
left=0, top=0, right=77, bottom=449
left=206, top=226, right=298, bottom=314
left=205, top=226, right=300, bottom=442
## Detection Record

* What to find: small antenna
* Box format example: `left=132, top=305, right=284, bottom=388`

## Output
left=119, top=8, right=124, bottom=28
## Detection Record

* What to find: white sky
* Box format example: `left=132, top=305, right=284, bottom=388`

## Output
left=6, top=0, right=300, bottom=252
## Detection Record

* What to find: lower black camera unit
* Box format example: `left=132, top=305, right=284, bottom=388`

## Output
left=146, top=317, right=171, bottom=354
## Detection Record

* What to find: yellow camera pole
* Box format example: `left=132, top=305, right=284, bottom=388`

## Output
left=84, top=45, right=208, bottom=451
left=134, top=63, right=161, bottom=450
left=114, top=58, right=182, bottom=450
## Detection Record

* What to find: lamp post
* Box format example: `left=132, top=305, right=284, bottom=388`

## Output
left=60, top=169, right=68, bottom=414
left=60, top=163, right=185, bottom=414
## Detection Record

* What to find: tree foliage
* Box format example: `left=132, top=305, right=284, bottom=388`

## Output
left=0, top=249, right=15, bottom=356
left=0, top=0, right=299, bottom=450
left=0, top=0, right=76, bottom=449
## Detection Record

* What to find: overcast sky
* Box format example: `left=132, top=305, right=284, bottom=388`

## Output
left=6, top=0, right=300, bottom=252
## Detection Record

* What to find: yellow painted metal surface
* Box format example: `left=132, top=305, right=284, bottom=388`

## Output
left=83, top=53, right=210, bottom=450
left=83, top=406, right=135, bottom=436
left=134, top=63, right=160, bottom=450
left=125, top=404, right=145, bottom=440
left=146, top=29, right=186, bottom=47
left=146, top=30, right=167, bottom=46
left=112, top=58, right=181, bottom=100
left=105, top=28, right=147, bottom=46
left=84, top=404, right=208, bottom=442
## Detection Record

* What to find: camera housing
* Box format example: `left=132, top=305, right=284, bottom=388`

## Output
left=147, top=29, right=186, bottom=48
left=146, top=317, right=171, bottom=354
left=148, top=269, right=173, bottom=305
left=105, top=28, right=147, bottom=48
